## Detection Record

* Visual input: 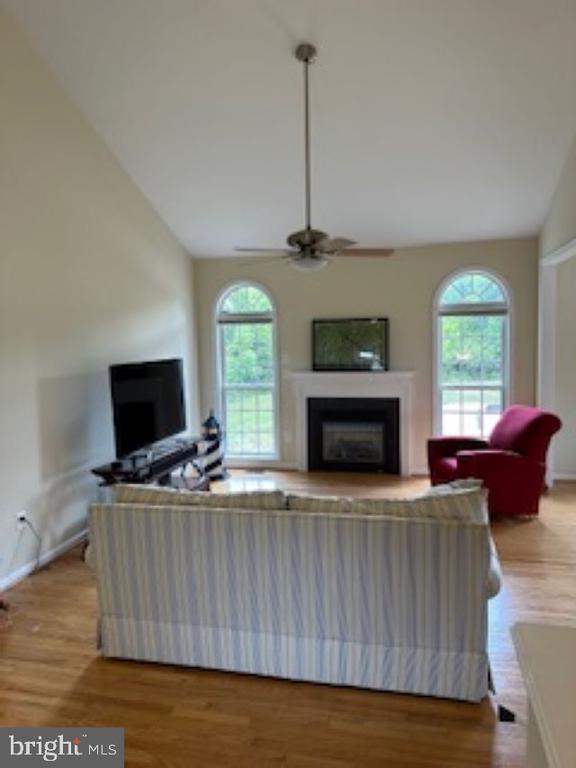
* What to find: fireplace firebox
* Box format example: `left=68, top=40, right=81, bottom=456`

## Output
left=307, top=397, right=400, bottom=473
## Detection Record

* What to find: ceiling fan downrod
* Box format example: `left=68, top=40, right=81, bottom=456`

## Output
left=295, top=43, right=317, bottom=236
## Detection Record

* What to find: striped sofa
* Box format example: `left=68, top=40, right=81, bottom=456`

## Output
left=89, top=482, right=501, bottom=702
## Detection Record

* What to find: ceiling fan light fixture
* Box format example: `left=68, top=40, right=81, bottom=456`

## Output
left=289, top=254, right=328, bottom=272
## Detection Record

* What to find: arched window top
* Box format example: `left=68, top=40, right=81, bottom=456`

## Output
left=439, top=271, right=508, bottom=309
left=218, top=283, right=273, bottom=317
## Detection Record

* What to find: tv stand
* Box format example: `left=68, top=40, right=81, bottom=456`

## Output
left=91, top=436, right=210, bottom=490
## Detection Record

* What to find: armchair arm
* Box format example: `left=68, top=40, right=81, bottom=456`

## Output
left=456, top=449, right=535, bottom=477
left=428, top=436, right=488, bottom=464
left=456, top=450, right=546, bottom=516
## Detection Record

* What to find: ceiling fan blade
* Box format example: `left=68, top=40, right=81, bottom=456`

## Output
left=238, top=255, right=291, bottom=267
left=235, top=247, right=289, bottom=253
left=335, top=248, right=395, bottom=257
left=317, top=236, right=357, bottom=253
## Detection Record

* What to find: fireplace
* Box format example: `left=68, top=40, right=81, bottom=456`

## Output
left=308, top=397, right=400, bottom=473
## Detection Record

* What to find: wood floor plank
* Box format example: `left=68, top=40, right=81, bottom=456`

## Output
left=1, top=471, right=575, bottom=767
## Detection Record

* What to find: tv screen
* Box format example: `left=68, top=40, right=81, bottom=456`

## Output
left=109, top=358, right=186, bottom=458
left=313, top=318, right=389, bottom=371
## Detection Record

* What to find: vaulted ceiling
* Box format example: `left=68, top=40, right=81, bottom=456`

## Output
left=4, top=0, right=576, bottom=255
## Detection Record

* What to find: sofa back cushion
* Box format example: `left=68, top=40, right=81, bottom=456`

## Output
left=350, top=485, right=487, bottom=524
left=111, top=483, right=286, bottom=511
left=286, top=494, right=352, bottom=515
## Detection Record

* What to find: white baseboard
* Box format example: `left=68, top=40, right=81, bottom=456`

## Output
left=411, top=466, right=430, bottom=477
left=553, top=473, right=576, bottom=482
left=0, top=528, right=88, bottom=592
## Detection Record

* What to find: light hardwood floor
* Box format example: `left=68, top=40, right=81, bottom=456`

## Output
left=1, top=472, right=575, bottom=767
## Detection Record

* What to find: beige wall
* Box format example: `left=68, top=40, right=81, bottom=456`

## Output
left=194, top=239, right=538, bottom=470
left=0, top=10, right=198, bottom=586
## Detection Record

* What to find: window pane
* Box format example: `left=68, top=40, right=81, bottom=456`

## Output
left=440, top=315, right=504, bottom=386
left=480, top=315, right=505, bottom=384
left=222, top=323, right=274, bottom=386
left=462, top=389, right=481, bottom=412
left=224, top=387, right=276, bottom=456
left=221, top=285, right=273, bottom=314
left=442, top=389, right=460, bottom=408
left=442, top=411, right=461, bottom=435
left=440, top=272, right=506, bottom=306
left=462, top=413, right=482, bottom=437
left=483, top=389, right=502, bottom=412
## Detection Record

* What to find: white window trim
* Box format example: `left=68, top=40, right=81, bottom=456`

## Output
left=214, top=280, right=280, bottom=461
left=432, top=268, right=512, bottom=437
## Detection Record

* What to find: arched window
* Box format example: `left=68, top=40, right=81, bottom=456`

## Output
left=216, top=283, right=278, bottom=458
left=436, top=271, right=510, bottom=437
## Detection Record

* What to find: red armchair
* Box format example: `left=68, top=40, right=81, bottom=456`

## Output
left=428, top=405, right=562, bottom=517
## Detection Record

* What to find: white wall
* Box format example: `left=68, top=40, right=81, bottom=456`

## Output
left=0, top=10, right=198, bottom=587
left=194, top=239, right=538, bottom=470
left=541, top=133, right=576, bottom=256
left=554, top=257, right=576, bottom=476
left=539, top=132, right=576, bottom=478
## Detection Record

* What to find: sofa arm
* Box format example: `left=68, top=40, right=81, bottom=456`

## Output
left=428, top=436, right=489, bottom=463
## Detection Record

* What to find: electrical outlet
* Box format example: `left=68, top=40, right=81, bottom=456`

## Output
left=16, top=511, right=27, bottom=532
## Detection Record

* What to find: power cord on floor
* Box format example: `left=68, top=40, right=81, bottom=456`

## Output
left=21, top=518, right=42, bottom=571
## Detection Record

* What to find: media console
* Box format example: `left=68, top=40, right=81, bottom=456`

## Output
left=91, top=436, right=211, bottom=490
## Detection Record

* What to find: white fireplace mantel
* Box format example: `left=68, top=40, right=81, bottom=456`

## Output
left=289, top=371, right=416, bottom=476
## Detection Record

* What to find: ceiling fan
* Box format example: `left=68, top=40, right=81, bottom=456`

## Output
left=235, top=43, right=394, bottom=271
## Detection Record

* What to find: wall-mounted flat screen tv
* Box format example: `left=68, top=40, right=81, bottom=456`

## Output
left=109, top=358, right=186, bottom=458
left=313, top=318, right=389, bottom=372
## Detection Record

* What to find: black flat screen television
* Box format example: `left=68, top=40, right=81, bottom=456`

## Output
left=109, top=358, right=186, bottom=458
left=313, top=318, right=389, bottom=371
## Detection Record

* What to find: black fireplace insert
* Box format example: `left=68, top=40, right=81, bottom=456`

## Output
left=307, top=397, right=400, bottom=473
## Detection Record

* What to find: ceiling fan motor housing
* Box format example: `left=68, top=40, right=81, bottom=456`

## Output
left=287, top=228, right=328, bottom=248
left=295, top=43, right=317, bottom=63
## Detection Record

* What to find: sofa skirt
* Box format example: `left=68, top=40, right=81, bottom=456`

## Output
left=100, top=617, right=488, bottom=702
